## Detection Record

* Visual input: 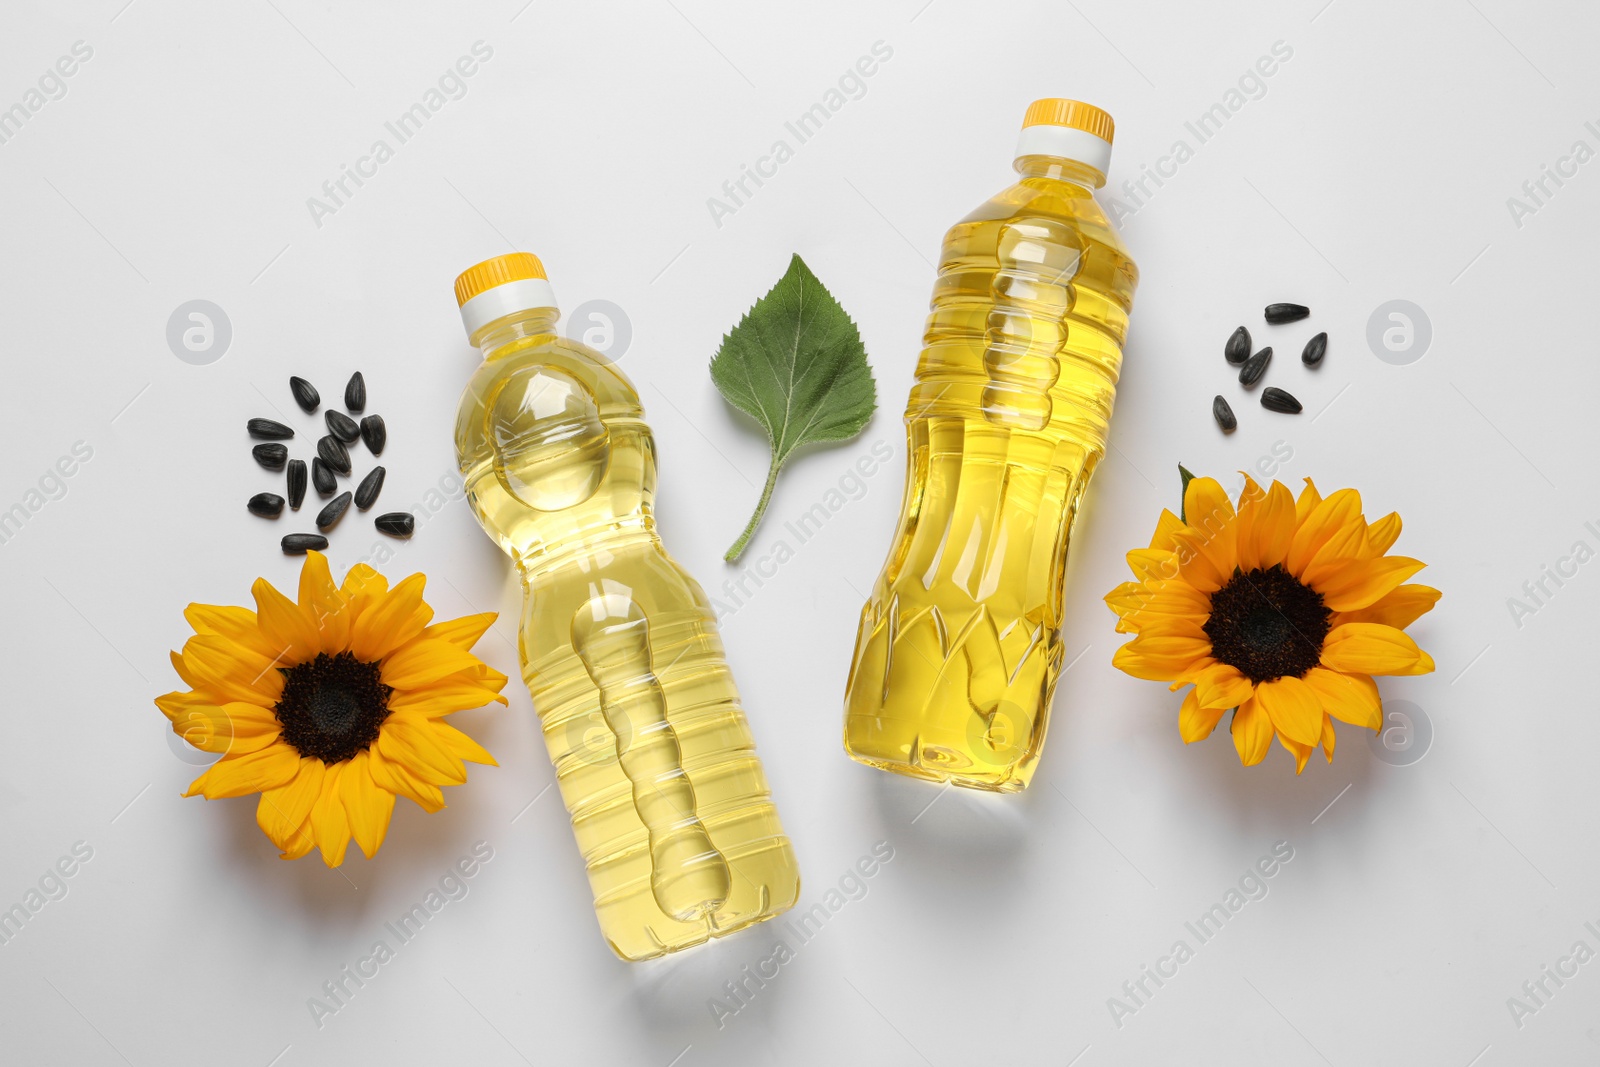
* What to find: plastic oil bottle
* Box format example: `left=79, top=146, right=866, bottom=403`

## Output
left=843, top=99, right=1139, bottom=792
left=452, top=253, right=800, bottom=960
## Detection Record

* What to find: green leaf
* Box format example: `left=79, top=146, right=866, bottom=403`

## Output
left=710, top=254, right=877, bottom=561
left=1178, top=464, right=1195, bottom=523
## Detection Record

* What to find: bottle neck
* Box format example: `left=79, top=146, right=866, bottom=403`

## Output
left=1013, top=154, right=1105, bottom=189
left=473, top=307, right=562, bottom=358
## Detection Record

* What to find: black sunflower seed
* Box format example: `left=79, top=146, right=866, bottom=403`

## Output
left=247, top=418, right=294, bottom=440
left=1301, top=331, right=1328, bottom=367
left=1212, top=395, right=1236, bottom=432
left=1261, top=386, right=1302, bottom=414
left=360, top=414, right=386, bottom=456
left=354, top=466, right=386, bottom=510
left=289, top=376, right=320, bottom=413
left=1264, top=302, right=1310, bottom=324
left=326, top=409, right=361, bottom=444
left=252, top=443, right=288, bottom=470
left=375, top=512, right=414, bottom=538
left=345, top=372, right=366, bottom=412
left=316, top=491, right=352, bottom=531
left=1225, top=326, right=1251, bottom=365
left=287, top=459, right=307, bottom=510
left=318, top=435, right=352, bottom=474
left=1239, top=347, right=1272, bottom=387
left=248, top=492, right=284, bottom=518
left=312, top=457, right=336, bottom=496
left=281, top=533, right=328, bottom=555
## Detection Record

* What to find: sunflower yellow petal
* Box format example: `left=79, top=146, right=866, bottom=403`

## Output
left=1254, top=675, right=1324, bottom=747
left=169, top=650, right=203, bottom=692
left=1295, top=478, right=1323, bottom=523
left=1314, top=555, right=1428, bottom=612
left=421, top=612, right=498, bottom=652
left=380, top=638, right=485, bottom=690
left=1111, top=633, right=1213, bottom=682
left=1231, top=699, right=1273, bottom=766
left=1149, top=509, right=1184, bottom=552
left=251, top=577, right=321, bottom=666
left=164, top=695, right=282, bottom=754
left=1321, top=623, right=1433, bottom=676
left=159, top=697, right=235, bottom=753
left=1172, top=478, right=1238, bottom=592
left=256, top=758, right=323, bottom=853
left=181, top=634, right=284, bottom=706
left=1126, top=548, right=1181, bottom=584
left=387, top=680, right=508, bottom=716
left=1195, top=663, right=1254, bottom=710
left=466, top=663, right=510, bottom=694
left=1179, top=688, right=1226, bottom=742
left=1105, top=581, right=1210, bottom=635
left=367, top=744, right=445, bottom=812
left=185, top=743, right=300, bottom=798
left=222, top=730, right=284, bottom=756
left=297, top=551, right=353, bottom=655
left=1183, top=476, right=1236, bottom=538
left=310, top=762, right=352, bottom=867
left=340, top=753, right=397, bottom=858
left=1302, top=667, right=1381, bottom=730
left=154, top=690, right=202, bottom=721
left=287, top=833, right=320, bottom=860
left=1280, top=734, right=1313, bottom=774
left=215, top=701, right=285, bottom=737
left=349, top=573, right=434, bottom=661
left=1241, top=480, right=1297, bottom=572
left=155, top=688, right=208, bottom=719
left=1320, top=715, right=1336, bottom=763
left=1334, top=584, right=1441, bottom=630
left=429, top=721, right=498, bottom=766
left=1286, top=488, right=1363, bottom=578
left=1105, top=581, right=1145, bottom=632
left=1169, top=656, right=1219, bottom=690
left=378, top=721, right=467, bottom=785
left=428, top=662, right=511, bottom=700
left=1133, top=616, right=1209, bottom=641
left=1365, top=512, right=1402, bottom=556
left=183, top=604, right=279, bottom=660
left=1298, top=514, right=1372, bottom=587
left=1228, top=475, right=1265, bottom=565
left=339, top=563, right=389, bottom=622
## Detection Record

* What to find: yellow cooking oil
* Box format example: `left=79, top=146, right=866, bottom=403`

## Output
left=843, top=99, right=1139, bottom=792
left=452, top=253, right=799, bottom=960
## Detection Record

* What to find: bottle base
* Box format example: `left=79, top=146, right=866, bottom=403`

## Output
left=596, top=840, right=803, bottom=962
left=606, top=897, right=796, bottom=962
left=844, top=744, right=1032, bottom=794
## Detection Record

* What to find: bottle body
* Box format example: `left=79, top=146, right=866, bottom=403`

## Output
left=843, top=161, right=1138, bottom=792
left=456, top=314, right=799, bottom=960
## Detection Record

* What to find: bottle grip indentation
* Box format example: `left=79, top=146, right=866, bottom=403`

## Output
left=571, top=592, right=732, bottom=921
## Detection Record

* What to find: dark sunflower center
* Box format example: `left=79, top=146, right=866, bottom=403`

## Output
left=1203, top=564, right=1330, bottom=684
left=274, top=652, right=392, bottom=763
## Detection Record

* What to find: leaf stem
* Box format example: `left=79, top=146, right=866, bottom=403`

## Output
left=725, top=457, right=783, bottom=562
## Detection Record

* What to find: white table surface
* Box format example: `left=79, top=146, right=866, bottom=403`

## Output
left=2, top=1, right=1596, bottom=1064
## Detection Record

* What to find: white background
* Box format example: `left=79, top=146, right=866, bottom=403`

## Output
left=1, top=0, right=1596, bottom=1064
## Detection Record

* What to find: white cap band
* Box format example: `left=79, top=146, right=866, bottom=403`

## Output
left=1013, top=124, right=1112, bottom=184
left=459, top=278, right=558, bottom=339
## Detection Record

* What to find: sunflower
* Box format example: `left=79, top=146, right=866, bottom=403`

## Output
left=1105, top=474, right=1439, bottom=772
left=155, top=552, right=507, bottom=865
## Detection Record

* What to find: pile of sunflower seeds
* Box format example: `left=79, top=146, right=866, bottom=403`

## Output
left=1213, top=303, right=1327, bottom=433
left=246, top=372, right=415, bottom=554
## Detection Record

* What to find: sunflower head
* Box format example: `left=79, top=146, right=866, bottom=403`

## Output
left=155, top=552, right=508, bottom=865
left=1105, top=474, right=1439, bottom=772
